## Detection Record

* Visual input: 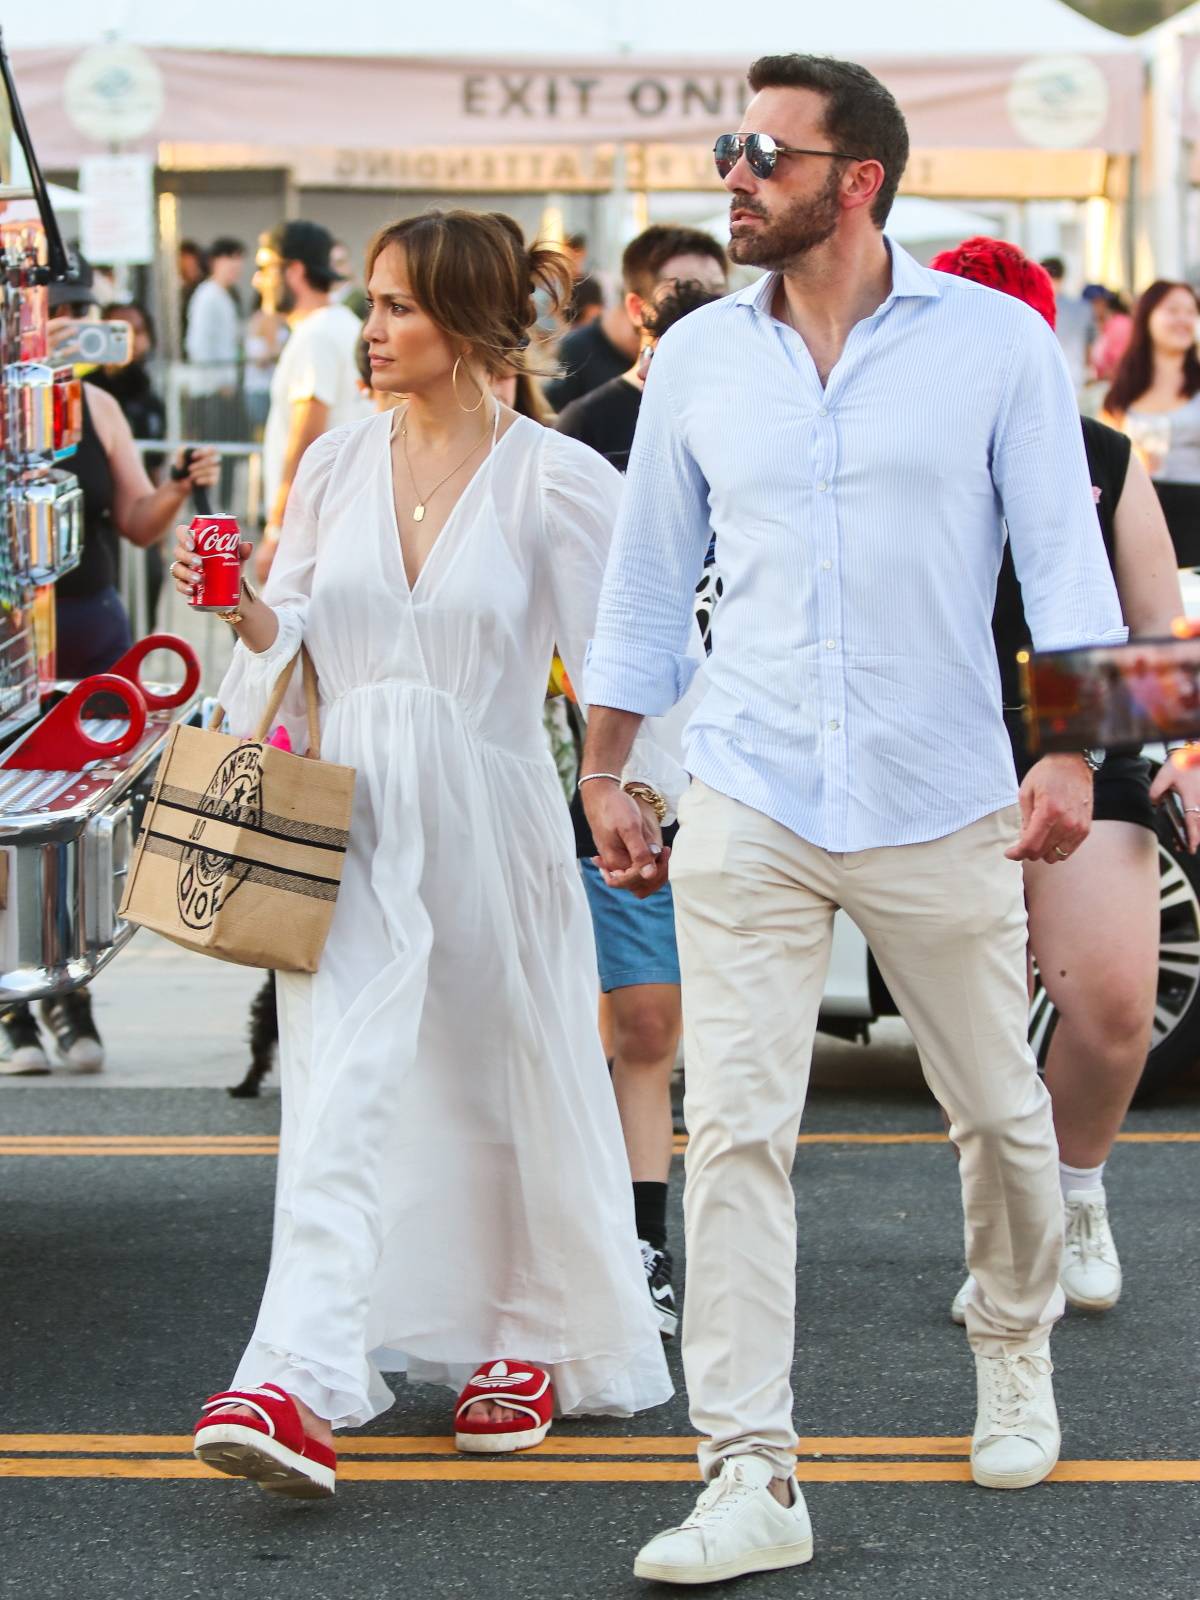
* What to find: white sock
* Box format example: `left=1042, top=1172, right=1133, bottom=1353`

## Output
left=1059, top=1160, right=1105, bottom=1201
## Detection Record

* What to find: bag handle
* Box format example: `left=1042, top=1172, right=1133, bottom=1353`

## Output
left=207, top=643, right=323, bottom=759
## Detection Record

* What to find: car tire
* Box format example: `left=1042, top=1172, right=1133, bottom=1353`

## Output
left=1028, top=799, right=1200, bottom=1102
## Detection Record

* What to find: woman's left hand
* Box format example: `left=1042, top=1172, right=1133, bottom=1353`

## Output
left=172, top=446, right=221, bottom=491
left=1151, top=756, right=1200, bottom=854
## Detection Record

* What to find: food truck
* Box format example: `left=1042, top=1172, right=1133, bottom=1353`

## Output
left=0, top=33, right=199, bottom=1005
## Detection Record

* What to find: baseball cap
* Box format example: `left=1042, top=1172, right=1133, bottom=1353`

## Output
left=265, top=220, right=342, bottom=281
left=48, top=248, right=98, bottom=309
left=1081, top=283, right=1110, bottom=302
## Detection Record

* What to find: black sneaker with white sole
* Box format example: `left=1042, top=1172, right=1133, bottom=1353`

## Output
left=640, top=1241, right=679, bottom=1340
left=0, top=1002, right=50, bottom=1075
left=40, top=990, right=104, bottom=1074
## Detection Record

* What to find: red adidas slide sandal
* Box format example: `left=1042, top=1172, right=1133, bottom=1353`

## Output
left=193, top=1382, right=336, bottom=1497
left=454, top=1359, right=554, bottom=1454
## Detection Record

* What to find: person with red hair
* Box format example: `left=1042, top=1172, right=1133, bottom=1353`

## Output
left=930, top=237, right=1200, bottom=1317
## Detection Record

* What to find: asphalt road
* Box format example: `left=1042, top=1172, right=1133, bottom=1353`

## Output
left=2, top=1073, right=1199, bottom=1600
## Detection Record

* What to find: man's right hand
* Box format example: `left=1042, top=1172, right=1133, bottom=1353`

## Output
left=580, top=778, right=670, bottom=899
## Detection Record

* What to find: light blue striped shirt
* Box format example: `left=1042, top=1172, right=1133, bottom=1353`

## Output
left=584, top=240, right=1127, bottom=853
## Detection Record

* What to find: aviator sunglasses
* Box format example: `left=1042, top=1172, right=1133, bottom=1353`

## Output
left=713, top=132, right=864, bottom=180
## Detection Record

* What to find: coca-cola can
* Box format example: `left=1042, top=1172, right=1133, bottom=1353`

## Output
left=189, top=514, right=242, bottom=611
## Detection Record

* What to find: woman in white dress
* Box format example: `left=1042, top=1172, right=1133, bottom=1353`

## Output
left=173, top=211, right=679, bottom=1496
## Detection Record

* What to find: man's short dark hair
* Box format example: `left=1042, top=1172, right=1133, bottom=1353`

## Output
left=621, top=225, right=727, bottom=297
left=1039, top=256, right=1066, bottom=282
left=747, top=54, right=909, bottom=228
left=210, top=236, right=245, bottom=261
left=642, top=281, right=723, bottom=341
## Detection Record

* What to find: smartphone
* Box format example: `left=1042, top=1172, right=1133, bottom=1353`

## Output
left=52, top=319, right=132, bottom=368
left=1019, top=637, right=1200, bottom=754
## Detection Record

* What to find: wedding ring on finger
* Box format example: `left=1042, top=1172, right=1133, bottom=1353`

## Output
left=1053, top=845, right=1071, bottom=859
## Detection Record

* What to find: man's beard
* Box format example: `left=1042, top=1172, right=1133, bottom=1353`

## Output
left=728, top=166, right=843, bottom=269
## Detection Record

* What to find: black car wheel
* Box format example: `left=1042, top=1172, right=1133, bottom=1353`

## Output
left=1028, top=800, right=1200, bottom=1100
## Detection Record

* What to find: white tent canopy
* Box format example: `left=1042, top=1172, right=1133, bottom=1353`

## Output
left=2, top=0, right=1131, bottom=57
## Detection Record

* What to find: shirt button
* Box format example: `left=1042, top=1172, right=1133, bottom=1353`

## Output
left=821, top=559, right=832, bottom=571
left=817, top=407, right=829, bottom=417
left=825, top=639, right=836, bottom=650
left=829, top=719, right=840, bottom=731
left=816, top=480, right=829, bottom=492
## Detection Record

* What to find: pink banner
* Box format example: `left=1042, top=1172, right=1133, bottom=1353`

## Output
left=12, top=47, right=1144, bottom=169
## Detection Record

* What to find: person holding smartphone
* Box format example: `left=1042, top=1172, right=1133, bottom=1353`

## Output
left=929, top=238, right=1200, bottom=1322
left=0, top=261, right=218, bottom=1081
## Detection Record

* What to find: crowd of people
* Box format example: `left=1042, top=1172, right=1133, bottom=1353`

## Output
left=8, top=42, right=1200, bottom=1592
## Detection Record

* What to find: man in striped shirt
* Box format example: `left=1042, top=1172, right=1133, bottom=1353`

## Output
left=579, top=53, right=1126, bottom=1587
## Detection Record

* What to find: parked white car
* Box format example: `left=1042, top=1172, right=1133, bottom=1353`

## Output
left=816, top=567, right=1200, bottom=1100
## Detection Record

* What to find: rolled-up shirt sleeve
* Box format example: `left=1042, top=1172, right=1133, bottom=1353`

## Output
left=993, top=314, right=1127, bottom=651
left=583, top=336, right=712, bottom=716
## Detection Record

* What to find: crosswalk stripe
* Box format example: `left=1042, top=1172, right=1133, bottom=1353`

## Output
left=1, top=1456, right=1196, bottom=1484
left=1, top=1131, right=1198, bottom=1157
left=0, top=1433, right=972, bottom=1458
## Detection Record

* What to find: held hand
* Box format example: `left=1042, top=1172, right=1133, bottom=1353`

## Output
left=581, top=781, right=669, bottom=899
left=170, top=525, right=253, bottom=597
left=1150, top=759, right=1200, bottom=854
left=174, top=446, right=221, bottom=490
left=1006, top=753, right=1094, bottom=864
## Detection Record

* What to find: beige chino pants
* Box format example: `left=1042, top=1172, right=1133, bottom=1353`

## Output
left=670, top=780, right=1066, bottom=1481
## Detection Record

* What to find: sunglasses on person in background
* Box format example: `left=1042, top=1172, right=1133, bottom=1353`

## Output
left=713, top=132, right=864, bottom=180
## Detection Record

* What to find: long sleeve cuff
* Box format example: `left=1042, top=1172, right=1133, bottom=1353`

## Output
left=216, top=605, right=305, bottom=742
left=1035, top=622, right=1129, bottom=651
left=584, top=637, right=700, bottom=718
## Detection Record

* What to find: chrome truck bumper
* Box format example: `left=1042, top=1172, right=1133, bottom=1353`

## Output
left=0, top=687, right=201, bottom=1002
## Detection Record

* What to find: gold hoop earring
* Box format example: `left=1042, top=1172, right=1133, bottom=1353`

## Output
left=451, top=356, right=486, bottom=413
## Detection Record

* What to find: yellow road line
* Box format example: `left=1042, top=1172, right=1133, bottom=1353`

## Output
left=0, top=1434, right=971, bottom=1458
left=1, top=1456, right=1196, bottom=1484
left=3, top=1131, right=1199, bottom=1157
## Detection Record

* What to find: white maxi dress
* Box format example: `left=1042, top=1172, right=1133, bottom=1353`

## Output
left=217, top=410, right=678, bottom=1428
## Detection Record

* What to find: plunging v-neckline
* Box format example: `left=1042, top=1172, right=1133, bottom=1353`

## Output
left=387, top=406, right=517, bottom=599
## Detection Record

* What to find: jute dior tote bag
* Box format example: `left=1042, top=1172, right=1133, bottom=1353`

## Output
left=120, top=647, right=355, bottom=972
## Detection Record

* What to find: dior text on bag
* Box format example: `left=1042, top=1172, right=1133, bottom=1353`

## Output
left=119, top=647, right=355, bottom=973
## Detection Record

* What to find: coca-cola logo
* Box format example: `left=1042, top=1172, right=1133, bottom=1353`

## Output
left=177, top=745, right=263, bottom=930
left=193, top=521, right=240, bottom=556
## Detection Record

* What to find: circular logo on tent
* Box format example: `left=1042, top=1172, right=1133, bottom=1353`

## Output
left=64, top=44, right=165, bottom=143
left=177, top=746, right=263, bottom=931
left=1006, top=56, right=1109, bottom=150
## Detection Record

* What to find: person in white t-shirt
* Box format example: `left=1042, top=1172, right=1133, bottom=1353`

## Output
left=184, top=237, right=245, bottom=396
left=254, top=220, right=371, bottom=581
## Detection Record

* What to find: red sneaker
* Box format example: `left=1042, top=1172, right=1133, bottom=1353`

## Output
left=193, top=1382, right=336, bottom=1497
left=454, top=1359, right=554, bottom=1454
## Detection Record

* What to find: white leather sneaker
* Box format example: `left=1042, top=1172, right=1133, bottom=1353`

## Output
left=950, top=1273, right=975, bottom=1326
left=971, top=1342, right=1060, bottom=1490
left=633, top=1455, right=813, bottom=1585
left=1060, top=1188, right=1121, bottom=1311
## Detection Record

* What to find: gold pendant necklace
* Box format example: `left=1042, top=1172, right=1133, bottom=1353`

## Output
left=400, top=407, right=490, bottom=523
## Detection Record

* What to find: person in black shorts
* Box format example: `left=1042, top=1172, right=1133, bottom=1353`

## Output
left=931, top=238, right=1200, bottom=1318
left=557, top=275, right=723, bottom=1338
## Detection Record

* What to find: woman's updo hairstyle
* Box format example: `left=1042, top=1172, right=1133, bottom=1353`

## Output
left=366, top=208, right=572, bottom=378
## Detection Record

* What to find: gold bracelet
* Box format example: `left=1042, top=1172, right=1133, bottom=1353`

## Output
left=217, top=579, right=251, bottom=627
left=622, top=780, right=667, bottom=823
